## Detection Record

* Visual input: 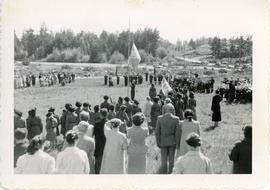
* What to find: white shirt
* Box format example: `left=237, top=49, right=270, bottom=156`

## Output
left=56, top=146, right=90, bottom=174
left=173, top=150, right=213, bottom=174
left=143, top=101, right=153, bottom=117
left=15, top=150, right=55, bottom=174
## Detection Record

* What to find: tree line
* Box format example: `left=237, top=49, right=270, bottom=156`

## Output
left=15, top=24, right=168, bottom=64
left=15, top=24, right=252, bottom=64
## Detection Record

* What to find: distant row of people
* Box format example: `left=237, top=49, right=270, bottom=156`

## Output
left=104, top=73, right=144, bottom=87
left=14, top=72, right=76, bottom=89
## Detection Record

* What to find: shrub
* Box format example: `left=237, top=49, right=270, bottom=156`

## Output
left=61, top=65, right=72, bottom=70
left=109, top=51, right=125, bottom=64
left=218, top=69, right=228, bottom=73
left=156, top=47, right=167, bottom=59
left=83, top=66, right=96, bottom=72
left=94, top=52, right=107, bottom=63
left=46, top=48, right=83, bottom=62
left=148, top=53, right=155, bottom=63
left=15, top=50, right=28, bottom=61
left=79, top=55, right=90, bottom=63
left=21, top=60, right=30, bottom=66
left=203, top=70, right=216, bottom=76
left=138, top=49, right=148, bottom=63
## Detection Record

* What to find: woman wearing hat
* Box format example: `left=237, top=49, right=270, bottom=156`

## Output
left=15, top=135, right=55, bottom=174
left=173, top=132, right=213, bottom=174
left=100, top=118, right=128, bottom=174
left=176, top=109, right=201, bottom=158
left=127, top=113, right=149, bottom=174
left=56, top=131, right=90, bottom=174
left=14, top=109, right=26, bottom=130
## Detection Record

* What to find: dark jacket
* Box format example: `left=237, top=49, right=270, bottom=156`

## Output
left=229, top=139, right=252, bottom=174
left=211, top=94, right=223, bottom=121
left=100, top=101, right=111, bottom=111
left=155, top=114, right=181, bottom=147
left=26, top=116, right=43, bottom=140
left=93, top=118, right=107, bottom=157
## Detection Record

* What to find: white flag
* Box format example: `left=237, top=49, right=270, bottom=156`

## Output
left=161, top=77, right=173, bottom=96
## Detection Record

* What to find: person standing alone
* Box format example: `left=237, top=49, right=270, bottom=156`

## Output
left=131, top=80, right=136, bottom=101
left=211, top=90, right=223, bottom=127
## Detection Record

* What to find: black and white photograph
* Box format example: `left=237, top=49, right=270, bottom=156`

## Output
left=1, top=0, right=269, bottom=189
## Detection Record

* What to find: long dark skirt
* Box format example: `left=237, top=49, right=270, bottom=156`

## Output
left=212, top=110, right=221, bottom=121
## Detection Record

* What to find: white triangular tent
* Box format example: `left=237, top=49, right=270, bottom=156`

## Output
left=128, top=43, right=141, bottom=72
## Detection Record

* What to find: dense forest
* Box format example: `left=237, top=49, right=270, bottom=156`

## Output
left=14, top=24, right=252, bottom=64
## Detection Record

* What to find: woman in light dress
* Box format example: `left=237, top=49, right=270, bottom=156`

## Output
left=15, top=135, right=55, bottom=174
left=176, top=109, right=201, bottom=158
left=100, top=118, right=128, bottom=174
left=56, top=130, right=90, bottom=174
left=127, top=113, right=149, bottom=174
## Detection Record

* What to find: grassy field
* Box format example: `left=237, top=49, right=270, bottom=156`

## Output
left=14, top=76, right=251, bottom=174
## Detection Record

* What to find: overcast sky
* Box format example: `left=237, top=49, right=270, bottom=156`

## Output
left=9, top=0, right=258, bottom=43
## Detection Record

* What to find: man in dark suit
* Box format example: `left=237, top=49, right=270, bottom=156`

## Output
left=155, top=104, right=181, bottom=174
left=100, top=95, right=111, bottom=111
left=93, top=109, right=108, bottom=174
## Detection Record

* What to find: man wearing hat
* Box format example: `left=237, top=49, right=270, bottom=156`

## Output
left=26, top=108, right=43, bottom=140
left=65, top=106, right=79, bottom=134
left=75, top=121, right=96, bottom=174
left=60, top=103, right=72, bottom=135
left=124, top=97, right=133, bottom=126
left=132, top=100, right=142, bottom=115
left=14, top=109, right=26, bottom=130
left=155, top=104, right=181, bottom=174
left=100, top=95, right=111, bottom=111
left=75, top=101, right=83, bottom=118
left=14, top=128, right=28, bottom=167
left=172, top=132, right=213, bottom=174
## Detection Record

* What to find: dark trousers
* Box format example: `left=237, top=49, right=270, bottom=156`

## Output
left=95, top=154, right=103, bottom=174
left=131, top=90, right=135, bottom=100
left=160, top=146, right=176, bottom=174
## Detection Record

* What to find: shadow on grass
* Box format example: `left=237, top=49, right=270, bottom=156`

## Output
left=204, top=125, right=218, bottom=132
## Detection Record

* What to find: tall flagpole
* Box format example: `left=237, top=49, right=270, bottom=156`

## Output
left=127, top=17, right=131, bottom=97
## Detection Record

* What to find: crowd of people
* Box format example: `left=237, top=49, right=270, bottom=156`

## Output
left=218, top=77, right=252, bottom=104
left=14, top=87, right=252, bottom=174
left=14, top=72, right=76, bottom=89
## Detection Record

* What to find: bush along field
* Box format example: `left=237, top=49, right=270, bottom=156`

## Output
left=14, top=76, right=251, bottom=174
